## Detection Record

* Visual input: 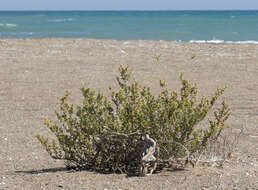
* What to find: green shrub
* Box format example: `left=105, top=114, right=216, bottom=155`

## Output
left=37, top=65, right=230, bottom=175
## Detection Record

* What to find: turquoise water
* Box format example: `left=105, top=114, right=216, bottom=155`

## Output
left=1, top=10, right=258, bottom=42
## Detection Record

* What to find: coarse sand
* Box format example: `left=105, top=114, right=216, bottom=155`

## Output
left=0, top=38, right=257, bottom=189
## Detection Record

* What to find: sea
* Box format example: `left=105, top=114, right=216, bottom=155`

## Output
left=1, top=10, right=258, bottom=43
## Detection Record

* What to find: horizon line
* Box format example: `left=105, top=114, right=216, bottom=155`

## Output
left=1, top=9, right=258, bottom=11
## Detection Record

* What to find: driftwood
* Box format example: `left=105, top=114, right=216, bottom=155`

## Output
left=139, top=134, right=157, bottom=176
left=96, top=128, right=194, bottom=176
left=97, top=128, right=158, bottom=176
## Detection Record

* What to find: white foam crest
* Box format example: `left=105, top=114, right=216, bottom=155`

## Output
left=0, top=23, right=18, bottom=28
left=189, top=40, right=258, bottom=44
left=190, top=40, right=225, bottom=44
left=48, top=18, right=74, bottom=23
left=6, top=23, right=18, bottom=28
left=234, top=40, right=258, bottom=44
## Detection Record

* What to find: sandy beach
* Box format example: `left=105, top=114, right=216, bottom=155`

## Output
left=0, top=38, right=258, bottom=189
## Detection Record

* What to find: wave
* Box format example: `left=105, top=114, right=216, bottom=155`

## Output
left=48, top=18, right=74, bottom=23
left=0, top=23, right=18, bottom=28
left=189, top=40, right=258, bottom=44
left=6, top=24, right=18, bottom=28
left=0, top=31, right=37, bottom=37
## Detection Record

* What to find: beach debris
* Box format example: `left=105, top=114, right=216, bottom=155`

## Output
left=191, top=55, right=196, bottom=59
left=249, top=135, right=258, bottom=138
left=139, top=134, right=157, bottom=176
left=96, top=130, right=157, bottom=176
left=120, top=49, right=127, bottom=55
left=0, top=176, right=5, bottom=185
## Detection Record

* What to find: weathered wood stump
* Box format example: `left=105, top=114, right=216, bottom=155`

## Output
left=139, top=134, right=157, bottom=176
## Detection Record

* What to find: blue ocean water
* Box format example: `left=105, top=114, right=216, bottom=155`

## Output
left=1, top=10, right=258, bottom=42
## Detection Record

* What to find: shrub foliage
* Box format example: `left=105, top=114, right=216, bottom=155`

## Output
left=37, top=65, right=230, bottom=175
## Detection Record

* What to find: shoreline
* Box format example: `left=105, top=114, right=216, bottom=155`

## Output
left=1, top=37, right=258, bottom=44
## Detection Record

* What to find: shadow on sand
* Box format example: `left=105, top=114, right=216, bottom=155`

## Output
left=15, top=166, right=187, bottom=177
left=15, top=167, right=70, bottom=175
